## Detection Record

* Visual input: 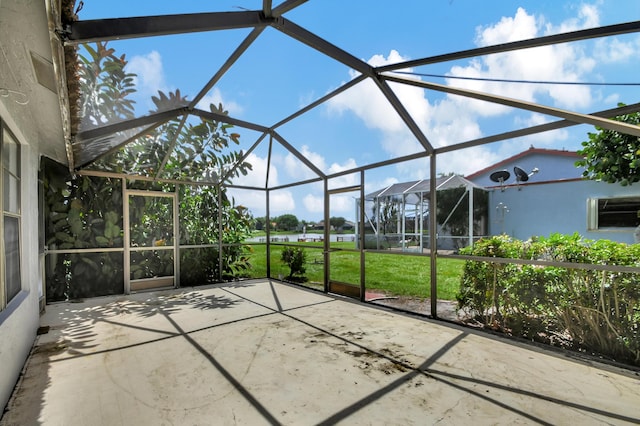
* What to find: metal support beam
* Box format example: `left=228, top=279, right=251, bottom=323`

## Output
left=220, top=132, right=269, bottom=183
left=75, top=108, right=187, bottom=141
left=271, top=17, right=374, bottom=76
left=265, top=134, right=274, bottom=189
left=323, top=178, right=329, bottom=293
left=270, top=131, right=326, bottom=179
left=268, top=177, right=324, bottom=191
left=383, top=74, right=640, bottom=137
left=155, top=115, right=189, bottom=180
left=272, top=74, right=367, bottom=130
left=75, top=120, right=172, bottom=170
left=435, top=102, right=640, bottom=155
left=271, top=0, right=308, bottom=17
left=359, top=171, right=365, bottom=302
left=429, top=155, right=438, bottom=318
left=189, top=27, right=265, bottom=110
left=372, top=76, right=434, bottom=153
left=262, top=0, right=272, bottom=17
left=67, top=11, right=271, bottom=43
left=190, top=108, right=270, bottom=133
left=377, top=20, right=640, bottom=72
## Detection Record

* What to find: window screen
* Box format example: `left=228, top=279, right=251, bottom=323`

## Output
left=597, top=197, right=640, bottom=228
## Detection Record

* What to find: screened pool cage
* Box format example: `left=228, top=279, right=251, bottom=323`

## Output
left=43, top=2, right=640, bottom=318
left=359, top=175, right=487, bottom=253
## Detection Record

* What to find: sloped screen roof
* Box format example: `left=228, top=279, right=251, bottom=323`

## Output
left=51, top=1, right=640, bottom=188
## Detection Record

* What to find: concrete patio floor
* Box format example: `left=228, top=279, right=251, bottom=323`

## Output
left=2, top=280, right=639, bottom=425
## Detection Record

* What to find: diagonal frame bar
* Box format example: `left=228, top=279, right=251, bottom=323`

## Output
left=377, top=21, right=640, bottom=72
left=270, top=131, right=326, bottom=179
left=383, top=74, right=640, bottom=137
left=67, top=11, right=271, bottom=44
left=372, top=76, right=434, bottom=153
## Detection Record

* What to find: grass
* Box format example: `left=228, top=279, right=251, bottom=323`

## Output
left=242, top=242, right=464, bottom=301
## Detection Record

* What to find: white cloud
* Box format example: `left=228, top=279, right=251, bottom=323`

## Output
left=303, top=194, right=323, bottom=213
left=594, top=36, right=640, bottom=63
left=604, top=93, right=621, bottom=104
left=282, top=145, right=358, bottom=182
left=513, top=113, right=569, bottom=146
left=127, top=51, right=169, bottom=105
left=227, top=152, right=297, bottom=215
left=197, top=87, right=244, bottom=116
left=269, top=190, right=296, bottom=213
left=454, top=6, right=597, bottom=110
left=283, top=145, right=326, bottom=179
left=329, top=194, right=356, bottom=215
left=324, top=5, right=609, bottom=178
left=231, top=153, right=271, bottom=187
left=551, top=3, right=600, bottom=34
left=475, top=7, right=539, bottom=45
left=127, top=51, right=245, bottom=116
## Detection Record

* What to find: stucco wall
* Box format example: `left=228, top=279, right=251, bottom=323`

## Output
left=0, top=0, right=66, bottom=410
left=0, top=135, right=41, bottom=411
left=470, top=151, right=582, bottom=188
left=487, top=179, right=638, bottom=244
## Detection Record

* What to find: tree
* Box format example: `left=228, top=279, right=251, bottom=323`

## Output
left=44, top=42, right=254, bottom=300
left=329, top=216, right=346, bottom=230
left=436, top=187, right=488, bottom=248
left=77, top=42, right=136, bottom=127
left=276, top=214, right=299, bottom=231
left=254, top=216, right=266, bottom=231
left=576, top=105, right=640, bottom=186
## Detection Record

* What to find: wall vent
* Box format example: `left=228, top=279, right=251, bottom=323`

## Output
left=30, top=50, right=57, bottom=94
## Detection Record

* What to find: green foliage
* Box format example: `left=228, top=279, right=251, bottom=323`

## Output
left=281, top=246, right=307, bottom=281
left=78, top=42, right=136, bottom=127
left=458, top=233, right=640, bottom=366
left=275, top=214, right=299, bottom=232
left=42, top=157, right=124, bottom=301
left=254, top=216, right=266, bottom=230
left=576, top=105, right=640, bottom=186
left=43, top=42, right=255, bottom=299
left=329, top=216, right=346, bottom=230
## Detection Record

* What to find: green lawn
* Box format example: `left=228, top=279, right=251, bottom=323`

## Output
left=242, top=242, right=464, bottom=300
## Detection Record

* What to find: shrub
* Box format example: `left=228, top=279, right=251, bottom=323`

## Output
left=458, top=233, right=640, bottom=366
left=281, top=246, right=307, bottom=282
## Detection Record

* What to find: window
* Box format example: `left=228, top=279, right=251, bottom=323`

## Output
left=587, top=197, right=640, bottom=230
left=1, top=126, right=21, bottom=309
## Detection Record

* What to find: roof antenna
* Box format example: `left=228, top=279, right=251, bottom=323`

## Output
left=513, top=166, right=539, bottom=190
left=489, top=170, right=510, bottom=192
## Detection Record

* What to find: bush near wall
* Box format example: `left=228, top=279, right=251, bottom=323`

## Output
left=457, top=234, right=640, bottom=366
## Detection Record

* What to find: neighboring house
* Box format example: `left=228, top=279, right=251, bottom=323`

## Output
left=0, top=1, right=68, bottom=409
left=341, top=221, right=356, bottom=231
left=466, top=146, right=640, bottom=244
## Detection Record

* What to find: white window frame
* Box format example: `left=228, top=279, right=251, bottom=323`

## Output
left=587, top=197, right=640, bottom=231
left=0, top=123, right=21, bottom=310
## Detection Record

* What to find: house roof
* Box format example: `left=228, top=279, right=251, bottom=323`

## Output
left=465, top=146, right=581, bottom=181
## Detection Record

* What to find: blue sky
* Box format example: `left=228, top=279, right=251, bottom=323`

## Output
left=79, top=1, right=640, bottom=222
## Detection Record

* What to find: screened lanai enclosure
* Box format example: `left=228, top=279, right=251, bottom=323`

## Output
left=37, top=1, right=640, bottom=367
left=360, top=175, right=487, bottom=252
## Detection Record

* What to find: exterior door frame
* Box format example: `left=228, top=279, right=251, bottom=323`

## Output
left=123, top=188, right=179, bottom=293
left=324, top=174, right=365, bottom=300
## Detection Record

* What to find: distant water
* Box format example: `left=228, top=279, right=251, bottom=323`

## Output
left=245, top=234, right=356, bottom=243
